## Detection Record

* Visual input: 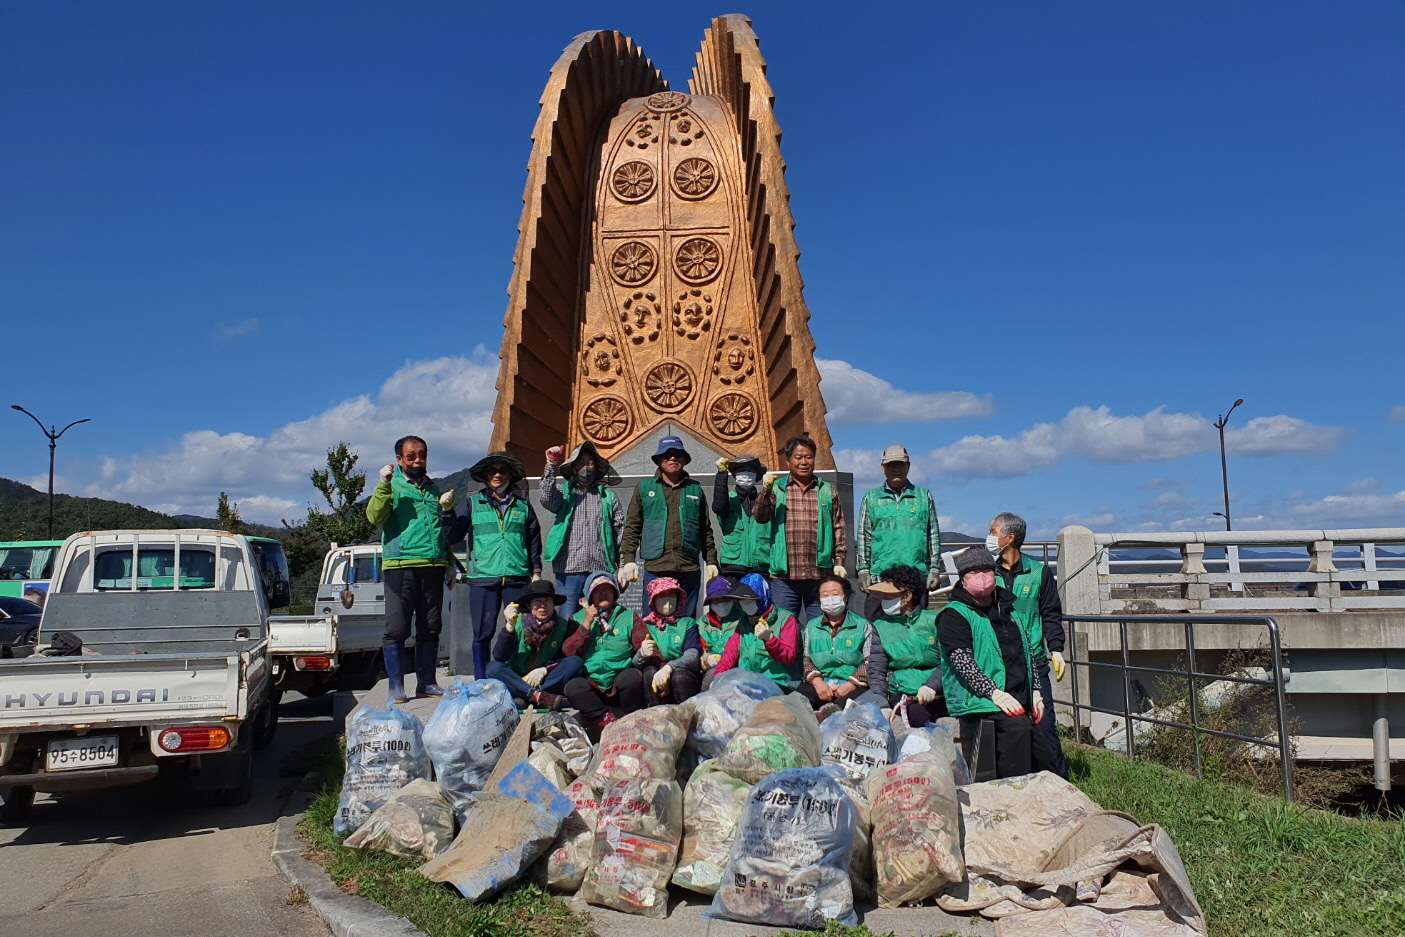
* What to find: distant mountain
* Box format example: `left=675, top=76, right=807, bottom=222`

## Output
left=0, top=478, right=278, bottom=541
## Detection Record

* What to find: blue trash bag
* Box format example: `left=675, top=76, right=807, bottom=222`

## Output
left=897, top=723, right=971, bottom=786
left=819, top=701, right=896, bottom=781
left=422, top=678, right=520, bottom=821
left=335, top=700, right=431, bottom=836
left=687, top=668, right=783, bottom=759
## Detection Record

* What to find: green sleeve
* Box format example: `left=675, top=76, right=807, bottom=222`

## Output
left=366, top=481, right=394, bottom=526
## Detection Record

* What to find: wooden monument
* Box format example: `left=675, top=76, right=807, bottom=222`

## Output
left=490, top=15, right=835, bottom=469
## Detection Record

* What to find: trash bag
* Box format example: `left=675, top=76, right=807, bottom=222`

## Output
left=580, top=779, right=684, bottom=918
left=543, top=774, right=602, bottom=893
left=422, top=679, right=520, bottom=820
left=820, top=701, right=895, bottom=781
left=710, top=766, right=858, bottom=929
left=833, top=772, right=875, bottom=904
left=897, top=723, right=971, bottom=786
left=715, top=693, right=822, bottom=784
left=532, top=711, right=593, bottom=778
left=687, top=669, right=782, bottom=759
left=673, top=758, right=753, bottom=895
left=335, top=701, right=432, bottom=836
left=419, top=790, right=564, bottom=902
left=588, top=704, right=690, bottom=782
left=527, top=742, right=573, bottom=791
left=344, top=778, right=455, bottom=860
left=867, top=749, right=965, bottom=907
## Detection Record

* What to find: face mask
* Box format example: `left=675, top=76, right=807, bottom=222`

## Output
left=576, top=468, right=597, bottom=487
left=711, top=600, right=735, bottom=618
left=739, top=599, right=760, bottom=617
left=733, top=472, right=756, bottom=489
left=819, top=595, right=846, bottom=616
left=880, top=595, right=905, bottom=617
left=985, top=534, right=1002, bottom=555
left=965, top=571, right=997, bottom=600
left=653, top=594, right=678, bottom=616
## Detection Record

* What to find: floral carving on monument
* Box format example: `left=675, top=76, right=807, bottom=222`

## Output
left=611, top=160, right=656, bottom=202
left=668, top=112, right=706, bottom=147
left=624, top=117, right=659, bottom=150
left=709, top=392, right=756, bottom=439
left=712, top=332, right=755, bottom=385
left=619, top=291, right=661, bottom=344
left=672, top=288, right=714, bottom=339
left=643, top=360, right=694, bottom=412
left=581, top=396, right=632, bottom=443
left=672, top=157, right=717, bottom=198
left=674, top=237, right=722, bottom=285
left=610, top=240, right=657, bottom=286
left=581, top=332, right=622, bottom=387
left=646, top=91, right=690, bottom=112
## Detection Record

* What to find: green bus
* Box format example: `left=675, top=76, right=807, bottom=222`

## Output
left=0, top=540, right=63, bottom=602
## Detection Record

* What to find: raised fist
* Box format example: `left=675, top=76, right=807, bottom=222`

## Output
left=545, top=446, right=564, bottom=467
left=715, top=456, right=730, bottom=472
left=379, top=464, right=394, bottom=483
left=439, top=490, right=457, bottom=510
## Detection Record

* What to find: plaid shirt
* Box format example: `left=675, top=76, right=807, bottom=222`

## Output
left=780, top=475, right=847, bottom=580
left=539, top=463, right=624, bottom=574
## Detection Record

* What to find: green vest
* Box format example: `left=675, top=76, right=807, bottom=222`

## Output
left=506, top=616, right=570, bottom=675
left=381, top=471, right=448, bottom=565
left=466, top=493, right=531, bottom=579
left=543, top=484, right=618, bottom=573
left=939, top=600, right=1032, bottom=718
left=698, top=613, right=737, bottom=656
left=805, top=611, right=868, bottom=682
left=637, top=476, right=704, bottom=562
left=573, top=604, right=636, bottom=691
left=863, top=484, right=935, bottom=575
left=645, top=617, right=693, bottom=663
left=737, top=607, right=800, bottom=689
left=769, top=476, right=836, bottom=576
left=718, top=490, right=773, bottom=571
left=872, top=608, right=941, bottom=696
left=1005, top=558, right=1047, bottom=660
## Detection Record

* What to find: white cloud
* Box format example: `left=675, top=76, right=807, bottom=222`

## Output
left=927, top=424, right=1060, bottom=478
left=217, top=317, right=260, bottom=339
left=1225, top=415, right=1350, bottom=457
left=1059, top=406, right=1211, bottom=463
left=816, top=359, right=991, bottom=426
left=1391, top=405, right=1405, bottom=423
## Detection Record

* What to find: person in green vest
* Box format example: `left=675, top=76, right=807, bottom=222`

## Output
left=539, top=441, right=624, bottom=614
left=634, top=576, right=703, bottom=703
left=755, top=435, right=848, bottom=625
left=937, top=547, right=1057, bottom=779
left=618, top=435, right=718, bottom=618
left=799, top=574, right=878, bottom=716
left=856, top=445, right=942, bottom=620
left=366, top=434, right=459, bottom=702
left=712, top=453, right=773, bottom=576
left=697, top=575, right=745, bottom=688
left=711, top=573, right=803, bottom=691
left=459, top=451, right=542, bottom=685
left=485, top=579, right=584, bottom=710
left=560, top=571, right=648, bottom=736
left=865, top=563, right=945, bottom=726
left=988, top=511, right=1068, bottom=777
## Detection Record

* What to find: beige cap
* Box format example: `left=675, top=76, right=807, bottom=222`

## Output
left=866, top=579, right=905, bottom=595
left=880, top=445, right=910, bottom=464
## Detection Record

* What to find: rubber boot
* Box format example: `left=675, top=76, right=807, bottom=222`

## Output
left=471, top=641, right=489, bottom=681
left=383, top=643, right=408, bottom=703
left=415, top=640, right=444, bottom=697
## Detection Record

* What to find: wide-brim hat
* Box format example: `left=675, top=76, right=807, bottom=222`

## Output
left=866, top=579, right=905, bottom=595
left=470, top=451, right=526, bottom=484
left=651, top=435, right=691, bottom=465
left=561, top=441, right=619, bottom=486
left=728, top=454, right=766, bottom=477
left=519, top=579, right=567, bottom=606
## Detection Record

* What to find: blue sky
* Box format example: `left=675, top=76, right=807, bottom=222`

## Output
left=3, top=1, right=1402, bottom=537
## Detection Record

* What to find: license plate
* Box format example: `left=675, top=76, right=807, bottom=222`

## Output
left=46, top=736, right=119, bottom=772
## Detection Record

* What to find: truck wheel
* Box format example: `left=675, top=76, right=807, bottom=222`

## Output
left=0, top=786, right=34, bottom=824
left=252, top=687, right=282, bottom=751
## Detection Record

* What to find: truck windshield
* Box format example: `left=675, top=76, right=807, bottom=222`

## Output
left=0, top=541, right=61, bottom=596
left=93, top=547, right=217, bottom=590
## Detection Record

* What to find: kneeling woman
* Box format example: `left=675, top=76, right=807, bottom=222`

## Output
left=485, top=580, right=584, bottom=710
left=635, top=577, right=704, bottom=703
left=800, top=574, right=876, bottom=711
left=711, top=574, right=802, bottom=691
left=866, top=563, right=944, bottom=726
left=938, top=547, right=1057, bottom=778
left=561, top=571, right=647, bottom=734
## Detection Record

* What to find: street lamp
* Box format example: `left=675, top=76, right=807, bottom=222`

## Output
left=10, top=405, right=91, bottom=539
left=1212, top=398, right=1244, bottom=531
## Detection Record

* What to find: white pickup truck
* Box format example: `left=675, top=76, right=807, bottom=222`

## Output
left=0, top=530, right=283, bottom=821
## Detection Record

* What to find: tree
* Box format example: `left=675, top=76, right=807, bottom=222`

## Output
left=304, top=442, right=374, bottom=547
left=215, top=492, right=246, bottom=534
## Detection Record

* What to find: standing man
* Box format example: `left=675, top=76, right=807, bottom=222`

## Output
left=856, top=446, right=941, bottom=620
left=618, top=435, right=718, bottom=617
left=366, top=435, right=457, bottom=702
left=759, top=435, right=847, bottom=624
left=989, top=512, right=1068, bottom=776
left=713, top=453, right=772, bottom=577
left=460, top=451, right=542, bottom=684
left=539, top=441, right=624, bottom=613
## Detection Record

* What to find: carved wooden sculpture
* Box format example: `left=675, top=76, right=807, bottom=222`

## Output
left=490, top=15, right=834, bottom=469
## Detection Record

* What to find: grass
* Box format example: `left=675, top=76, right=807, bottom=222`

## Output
left=1066, top=744, right=1405, bottom=937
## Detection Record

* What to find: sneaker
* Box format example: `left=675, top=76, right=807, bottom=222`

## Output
left=512, top=696, right=531, bottom=710
left=532, top=690, right=567, bottom=711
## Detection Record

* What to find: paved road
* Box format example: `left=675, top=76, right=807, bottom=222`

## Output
left=0, top=694, right=335, bottom=937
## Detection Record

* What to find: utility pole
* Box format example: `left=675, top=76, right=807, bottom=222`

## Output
left=10, top=405, right=91, bottom=539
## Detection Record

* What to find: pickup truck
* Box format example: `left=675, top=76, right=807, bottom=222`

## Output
left=0, top=530, right=285, bottom=821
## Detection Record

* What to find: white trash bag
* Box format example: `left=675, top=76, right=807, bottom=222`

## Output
left=820, top=701, right=896, bottom=781
left=345, top=778, right=455, bottom=859
left=867, top=749, right=965, bottom=907
left=580, top=778, right=684, bottom=918
left=422, top=679, right=520, bottom=820
left=335, top=701, right=431, bottom=836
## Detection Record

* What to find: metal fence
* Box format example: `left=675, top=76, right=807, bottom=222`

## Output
left=1057, top=613, right=1295, bottom=801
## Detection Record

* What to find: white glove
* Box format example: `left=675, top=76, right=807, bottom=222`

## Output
left=763, top=471, right=783, bottom=489
left=990, top=689, right=1026, bottom=716
left=545, top=445, right=564, bottom=467
left=753, top=619, right=773, bottom=642
left=439, top=489, right=456, bottom=510
left=715, top=456, right=730, bottom=472
left=1033, top=694, right=1046, bottom=724
left=618, top=562, right=639, bottom=583
left=379, top=464, right=394, bottom=483
left=926, top=567, right=942, bottom=591
left=705, top=564, right=718, bottom=581
left=858, top=570, right=872, bottom=590
left=702, top=652, right=721, bottom=669
left=524, top=667, right=548, bottom=688
left=530, top=571, right=542, bottom=582
left=502, top=604, right=519, bottom=632
left=832, top=565, right=847, bottom=579
left=916, top=684, right=937, bottom=705
left=1050, top=651, right=1066, bottom=682
left=640, top=638, right=659, bottom=659
left=652, top=664, right=672, bottom=694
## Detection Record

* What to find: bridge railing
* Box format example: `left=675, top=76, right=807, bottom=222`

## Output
left=1058, top=612, right=1294, bottom=801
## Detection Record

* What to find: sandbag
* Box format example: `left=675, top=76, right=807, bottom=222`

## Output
left=422, top=679, right=520, bottom=819
left=672, top=758, right=752, bottom=895
left=532, top=711, right=593, bottom=777
left=335, top=701, right=431, bottom=836
left=715, top=693, right=821, bottom=784
left=867, top=749, right=965, bottom=907
left=543, top=775, right=602, bottom=893
left=897, top=723, right=972, bottom=786
left=710, top=766, right=858, bottom=929
left=580, top=779, right=684, bottom=918
left=344, top=778, right=454, bottom=859
left=588, top=704, right=690, bottom=782
left=820, top=701, right=895, bottom=781
left=687, top=669, right=781, bottom=759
